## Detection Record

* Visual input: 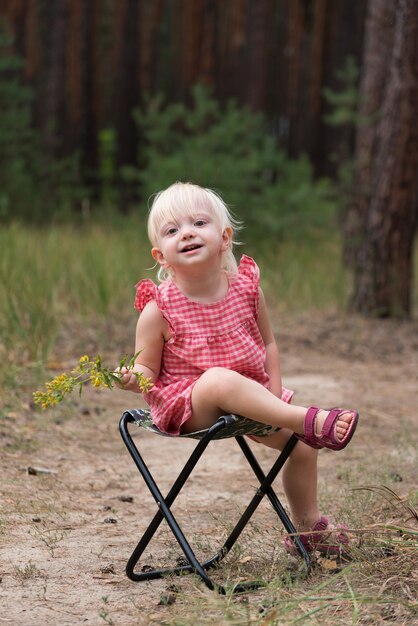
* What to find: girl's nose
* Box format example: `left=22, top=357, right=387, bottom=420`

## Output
left=181, top=228, right=194, bottom=239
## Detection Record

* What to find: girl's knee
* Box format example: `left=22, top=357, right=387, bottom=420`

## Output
left=199, top=367, right=240, bottom=396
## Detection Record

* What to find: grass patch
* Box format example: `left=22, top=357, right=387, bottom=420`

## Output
left=0, top=220, right=349, bottom=366
left=139, top=545, right=417, bottom=626
left=251, top=234, right=349, bottom=313
left=1, top=219, right=416, bottom=367
left=14, top=560, right=39, bottom=582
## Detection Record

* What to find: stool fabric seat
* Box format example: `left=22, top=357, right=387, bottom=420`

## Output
left=130, top=408, right=282, bottom=439
left=119, top=408, right=311, bottom=594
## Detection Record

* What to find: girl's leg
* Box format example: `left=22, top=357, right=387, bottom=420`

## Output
left=252, top=430, right=320, bottom=531
left=183, top=367, right=354, bottom=443
left=254, top=432, right=349, bottom=554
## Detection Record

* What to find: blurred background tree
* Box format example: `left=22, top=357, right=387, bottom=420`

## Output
left=0, top=0, right=417, bottom=318
left=345, top=0, right=418, bottom=317
left=0, top=0, right=366, bottom=209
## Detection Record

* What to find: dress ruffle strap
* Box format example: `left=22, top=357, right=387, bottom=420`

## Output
left=237, top=255, right=260, bottom=318
left=238, top=255, right=260, bottom=286
left=134, top=279, right=157, bottom=312
left=134, top=279, right=176, bottom=337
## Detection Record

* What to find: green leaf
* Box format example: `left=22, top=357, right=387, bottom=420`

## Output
left=118, top=354, right=128, bottom=369
left=128, top=350, right=141, bottom=369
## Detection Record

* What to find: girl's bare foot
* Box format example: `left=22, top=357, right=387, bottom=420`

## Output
left=297, top=406, right=359, bottom=451
left=315, top=409, right=355, bottom=442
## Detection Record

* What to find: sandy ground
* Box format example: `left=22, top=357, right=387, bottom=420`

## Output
left=1, top=313, right=417, bottom=625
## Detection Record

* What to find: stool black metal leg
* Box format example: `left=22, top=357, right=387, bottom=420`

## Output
left=119, top=412, right=231, bottom=590
left=235, top=435, right=311, bottom=574
left=119, top=412, right=311, bottom=593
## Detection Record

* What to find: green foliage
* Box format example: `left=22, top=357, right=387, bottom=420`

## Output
left=253, top=235, right=349, bottom=312
left=323, top=55, right=381, bottom=131
left=322, top=56, right=361, bottom=128
left=321, top=55, right=377, bottom=205
left=0, top=19, right=336, bottom=233
left=321, top=56, right=364, bottom=216
left=0, top=224, right=59, bottom=361
left=98, top=128, right=118, bottom=208
left=0, top=27, right=84, bottom=222
left=0, top=220, right=151, bottom=363
left=33, top=354, right=153, bottom=409
left=131, top=84, right=336, bottom=240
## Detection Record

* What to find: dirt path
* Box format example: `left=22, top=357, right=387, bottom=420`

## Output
left=1, top=313, right=417, bottom=625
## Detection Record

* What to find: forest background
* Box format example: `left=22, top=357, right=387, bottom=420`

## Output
left=0, top=2, right=418, bottom=625
left=1, top=0, right=418, bottom=324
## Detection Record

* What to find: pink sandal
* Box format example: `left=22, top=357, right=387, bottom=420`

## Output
left=296, top=407, right=359, bottom=451
left=284, top=516, right=349, bottom=556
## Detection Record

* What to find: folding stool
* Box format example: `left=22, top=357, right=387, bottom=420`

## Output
left=119, top=408, right=312, bottom=594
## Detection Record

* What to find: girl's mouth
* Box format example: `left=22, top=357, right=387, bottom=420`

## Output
left=181, top=244, right=202, bottom=253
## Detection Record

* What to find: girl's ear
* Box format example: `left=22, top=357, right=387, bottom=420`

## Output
left=221, top=226, right=233, bottom=251
left=151, top=247, right=166, bottom=266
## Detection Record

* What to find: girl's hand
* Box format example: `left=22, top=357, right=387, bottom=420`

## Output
left=116, top=366, right=144, bottom=393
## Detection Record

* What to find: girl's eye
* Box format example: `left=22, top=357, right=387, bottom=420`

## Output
left=194, top=220, right=206, bottom=227
left=165, top=227, right=177, bottom=235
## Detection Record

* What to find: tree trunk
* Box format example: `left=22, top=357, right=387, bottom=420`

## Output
left=245, top=0, right=270, bottom=111
left=40, top=0, right=68, bottom=157
left=110, top=0, right=140, bottom=210
left=67, top=0, right=99, bottom=189
left=349, top=0, right=418, bottom=317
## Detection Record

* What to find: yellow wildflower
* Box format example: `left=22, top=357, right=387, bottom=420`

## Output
left=33, top=353, right=153, bottom=409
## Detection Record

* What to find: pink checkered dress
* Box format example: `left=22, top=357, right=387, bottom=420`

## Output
left=135, top=255, right=293, bottom=435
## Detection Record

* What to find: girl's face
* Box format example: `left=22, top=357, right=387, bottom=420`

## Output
left=151, top=209, right=232, bottom=274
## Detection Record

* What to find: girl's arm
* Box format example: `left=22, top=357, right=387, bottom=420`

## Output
left=256, top=287, right=283, bottom=398
left=118, top=299, right=166, bottom=393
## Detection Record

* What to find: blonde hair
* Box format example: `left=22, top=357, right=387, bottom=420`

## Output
left=147, top=182, right=242, bottom=281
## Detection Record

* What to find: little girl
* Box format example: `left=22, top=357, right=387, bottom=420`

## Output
left=118, top=181, right=359, bottom=555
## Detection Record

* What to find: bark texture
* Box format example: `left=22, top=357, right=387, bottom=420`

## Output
left=349, top=0, right=418, bottom=317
